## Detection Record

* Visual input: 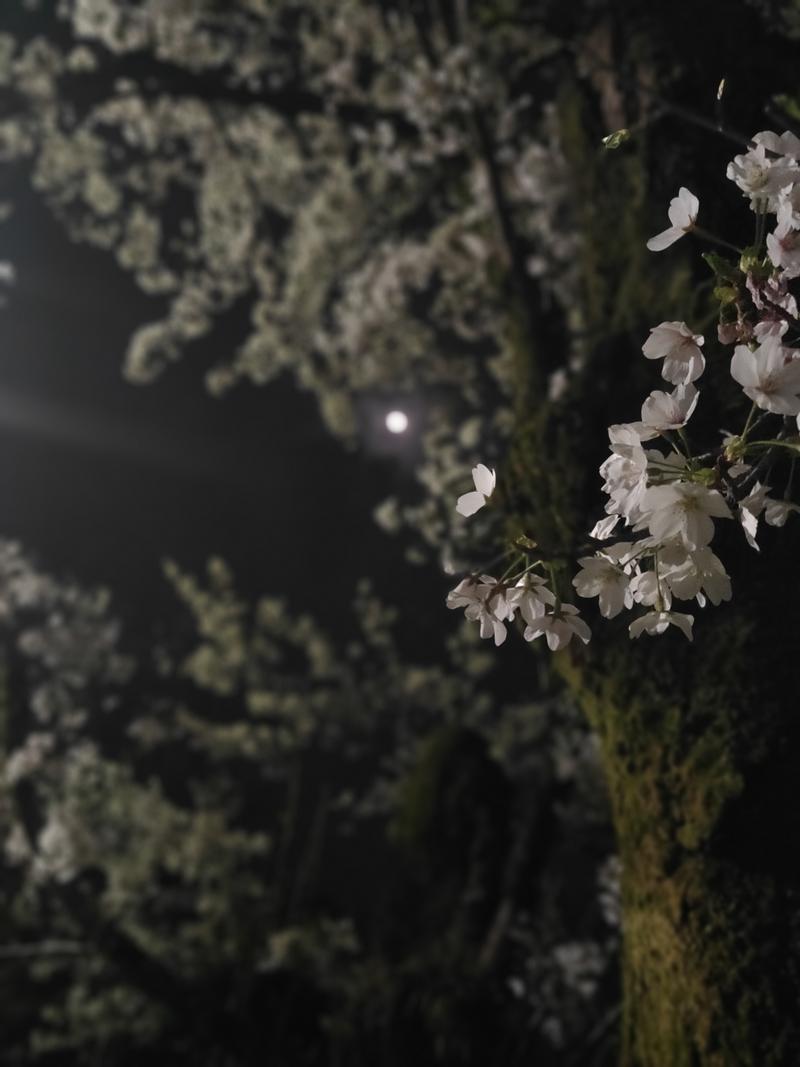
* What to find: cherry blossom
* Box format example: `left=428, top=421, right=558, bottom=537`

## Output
left=730, top=337, right=800, bottom=415
left=737, top=482, right=770, bottom=551
left=637, top=483, right=731, bottom=551
left=642, top=322, right=705, bottom=384
left=446, top=574, right=512, bottom=646
left=659, top=544, right=732, bottom=607
left=572, top=553, right=632, bottom=618
left=590, top=515, right=620, bottom=540
left=599, top=425, right=651, bottom=522
left=446, top=575, right=483, bottom=611
left=640, top=383, right=699, bottom=436
left=746, top=272, right=798, bottom=319
left=775, top=178, right=800, bottom=228
left=523, top=604, right=591, bottom=651
left=764, top=497, right=800, bottom=526
left=456, top=463, right=496, bottom=516
left=646, top=188, right=698, bottom=251
left=753, top=316, right=789, bottom=341
left=508, top=573, right=556, bottom=624
left=629, top=569, right=669, bottom=609
left=767, top=203, right=800, bottom=279
left=447, top=128, right=800, bottom=651
left=628, top=611, right=694, bottom=641
left=726, top=139, right=797, bottom=207
left=754, top=130, right=800, bottom=160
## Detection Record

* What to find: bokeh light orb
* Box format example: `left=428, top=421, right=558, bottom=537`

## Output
left=385, top=409, right=409, bottom=434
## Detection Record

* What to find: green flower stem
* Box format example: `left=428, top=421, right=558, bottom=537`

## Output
left=745, top=439, right=800, bottom=454
left=692, top=225, right=742, bottom=255
left=500, top=555, right=524, bottom=582
left=741, top=402, right=759, bottom=442
left=677, top=427, right=692, bottom=459
left=653, top=548, right=665, bottom=612
left=547, top=563, right=561, bottom=612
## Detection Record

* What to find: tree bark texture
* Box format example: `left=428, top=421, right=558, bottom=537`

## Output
left=557, top=529, right=800, bottom=1065
left=505, top=23, right=800, bottom=1050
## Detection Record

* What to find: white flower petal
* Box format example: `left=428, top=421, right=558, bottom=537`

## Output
left=662, top=351, right=705, bottom=385
left=590, top=515, right=620, bottom=540
left=456, top=491, right=487, bottom=517
left=649, top=189, right=698, bottom=250
left=643, top=322, right=705, bottom=384
left=739, top=506, right=760, bottom=551
left=675, top=187, right=699, bottom=225
left=523, top=623, right=545, bottom=643
left=669, top=612, right=694, bottom=641
left=764, top=498, right=800, bottom=526
left=472, top=463, right=496, bottom=498
left=647, top=226, right=683, bottom=252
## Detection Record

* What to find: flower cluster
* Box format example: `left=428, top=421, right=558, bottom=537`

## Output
left=447, top=570, right=590, bottom=651
left=448, top=130, right=800, bottom=649
left=447, top=466, right=591, bottom=650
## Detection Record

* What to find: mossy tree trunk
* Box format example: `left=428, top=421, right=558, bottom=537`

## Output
left=509, top=326, right=800, bottom=1060
left=501, top=15, right=800, bottom=1051
left=557, top=529, right=800, bottom=1065
left=509, top=361, right=800, bottom=1061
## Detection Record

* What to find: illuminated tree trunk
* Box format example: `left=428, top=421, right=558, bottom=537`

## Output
left=498, top=13, right=800, bottom=1050
left=558, top=529, right=800, bottom=1067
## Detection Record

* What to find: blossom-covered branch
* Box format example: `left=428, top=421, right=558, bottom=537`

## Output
left=448, top=129, right=800, bottom=648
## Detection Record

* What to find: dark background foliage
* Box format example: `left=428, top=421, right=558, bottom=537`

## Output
left=1, top=2, right=799, bottom=1064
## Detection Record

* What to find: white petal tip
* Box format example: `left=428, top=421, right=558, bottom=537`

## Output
left=456, top=491, right=486, bottom=517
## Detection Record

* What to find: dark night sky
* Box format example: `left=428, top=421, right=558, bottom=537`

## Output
left=0, top=172, right=448, bottom=651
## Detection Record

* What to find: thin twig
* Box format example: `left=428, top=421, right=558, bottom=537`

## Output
left=574, top=43, right=752, bottom=148
left=0, top=941, right=87, bottom=960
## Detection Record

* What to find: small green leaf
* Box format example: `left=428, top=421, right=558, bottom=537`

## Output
left=713, top=285, right=738, bottom=306
left=601, top=128, right=630, bottom=150
left=702, top=252, right=740, bottom=282
left=514, top=534, right=538, bottom=550
left=724, top=436, right=745, bottom=461
left=739, top=246, right=769, bottom=275
left=691, top=467, right=717, bottom=487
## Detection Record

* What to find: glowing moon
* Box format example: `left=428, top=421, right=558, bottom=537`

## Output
left=385, top=410, right=409, bottom=434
